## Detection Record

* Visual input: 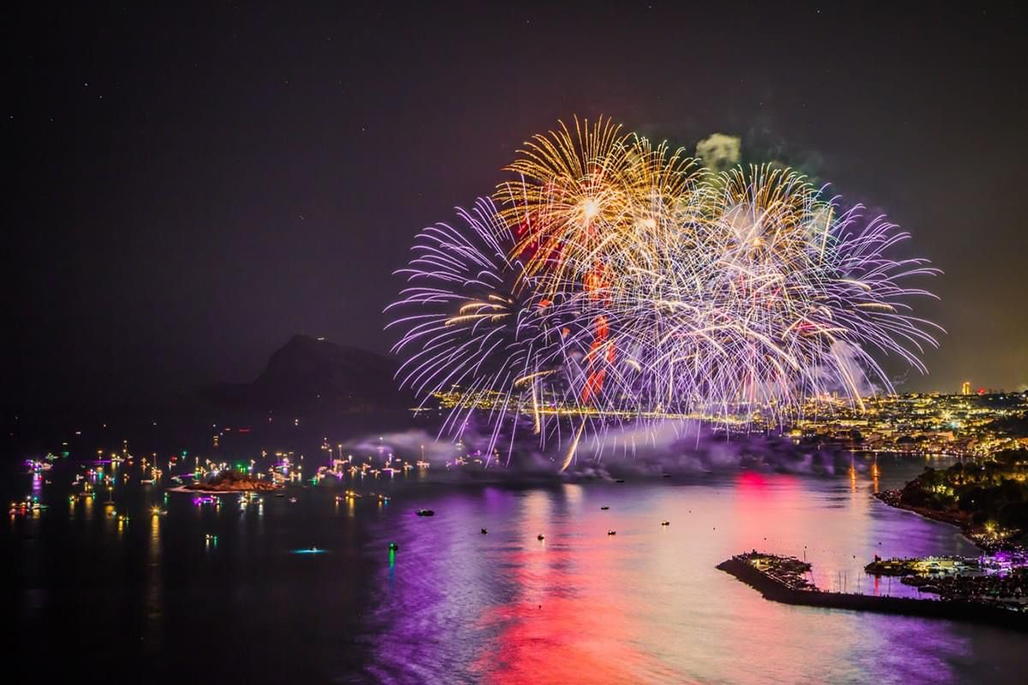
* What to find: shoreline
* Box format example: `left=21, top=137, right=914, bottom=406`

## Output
left=872, top=490, right=1017, bottom=553
left=874, top=490, right=970, bottom=528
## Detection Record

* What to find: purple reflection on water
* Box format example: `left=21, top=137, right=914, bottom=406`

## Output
left=353, top=462, right=1015, bottom=684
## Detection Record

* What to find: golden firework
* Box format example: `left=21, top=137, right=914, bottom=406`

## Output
left=495, top=116, right=702, bottom=298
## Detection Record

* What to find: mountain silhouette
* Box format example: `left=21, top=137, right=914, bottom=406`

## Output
left=203, top=334, right=408, bottom=413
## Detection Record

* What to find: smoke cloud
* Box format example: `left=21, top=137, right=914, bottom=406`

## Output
left=341, top=417, right=857, bottom=484
left=696, top=133, right=741, bottom=171
left=827, top=340, right=876, bottom=397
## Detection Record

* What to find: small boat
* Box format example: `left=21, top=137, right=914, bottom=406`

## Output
left=661, top=521, right=670, bottom=526
left=389, top=542, right=399, bottom=552
left=416, top=509, right=435, bottom=517
left=292, top=546, right=326, bottom=555
left=480, top=528, right=488, bottom=534
left=607, top=530, right=616, bottom=536
left=537, top=534, right=545, bottom=541
left=614, top=479, right=625, bottom=483
left=600, top=506, right=609, bottom=510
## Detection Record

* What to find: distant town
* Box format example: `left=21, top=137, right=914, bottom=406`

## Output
left=791, top=388, right=1028, bottom=457
left=427, top=385, right=1028, bottom=458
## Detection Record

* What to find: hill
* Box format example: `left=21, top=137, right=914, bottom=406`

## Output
left=203, top=335, right=408, bottom=413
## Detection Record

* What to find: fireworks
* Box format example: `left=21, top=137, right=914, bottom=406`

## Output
left=495, top=118, right=701, bottom=299
left=388, top=117, right=941, bottom=467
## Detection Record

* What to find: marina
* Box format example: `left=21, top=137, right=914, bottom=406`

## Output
left=719, top=551, right=1028, bottom=630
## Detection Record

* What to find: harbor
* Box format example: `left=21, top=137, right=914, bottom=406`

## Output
left=718, top=551, right=1028, bottom=630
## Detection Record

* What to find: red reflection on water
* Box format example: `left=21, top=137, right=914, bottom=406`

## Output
left=470, top=491, right=677, bottom=684
left=729, top=471, right=803, bottom=552
left=472, top=543, right=676, bottom=684
left=736, top=470, right=770, bottom=494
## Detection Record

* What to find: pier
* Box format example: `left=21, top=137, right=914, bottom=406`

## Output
left=718, top=551, right=1028, bottom=631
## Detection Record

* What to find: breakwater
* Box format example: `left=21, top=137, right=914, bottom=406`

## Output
left=717, top=553, right=1028, bottom=631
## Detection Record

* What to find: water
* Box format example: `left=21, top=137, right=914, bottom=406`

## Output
left=3, top=455, right=1025, bottom=683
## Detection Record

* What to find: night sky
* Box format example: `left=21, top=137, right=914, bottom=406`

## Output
left=5, top=1, right=1026, bottom=407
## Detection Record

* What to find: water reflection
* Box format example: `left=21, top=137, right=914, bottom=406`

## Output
left=145, top=510, right=163, bottom=651
left=4, top=456, right=1025, bottom=684
left=362, top=465, right=1003, bottom=684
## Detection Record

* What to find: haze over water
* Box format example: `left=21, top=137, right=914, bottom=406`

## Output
left=5, top=455, right=1025, bottom=684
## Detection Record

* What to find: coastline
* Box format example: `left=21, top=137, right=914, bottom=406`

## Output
left=873, top=490, right=1014, bottom=553
left=874, top=490, right=969, bottom=527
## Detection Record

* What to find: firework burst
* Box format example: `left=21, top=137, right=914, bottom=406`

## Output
left=388, top=120, right=941, bottom=468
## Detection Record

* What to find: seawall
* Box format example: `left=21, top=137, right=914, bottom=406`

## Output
left=717, top=557, right=1028, bottom=631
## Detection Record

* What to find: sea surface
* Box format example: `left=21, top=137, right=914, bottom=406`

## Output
left=3, top=453, right=1026, bottom=684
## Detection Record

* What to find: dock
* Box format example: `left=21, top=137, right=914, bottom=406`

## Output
left=717, top=551, right=1028, bottom=631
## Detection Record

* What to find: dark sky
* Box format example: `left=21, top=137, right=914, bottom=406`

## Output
left=5, top=1, right=1026, bottom=406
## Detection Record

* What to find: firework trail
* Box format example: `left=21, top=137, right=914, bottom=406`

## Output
left=386, top=198, right=597, bottom=462
left=388, top=117, right=941, bottom=469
